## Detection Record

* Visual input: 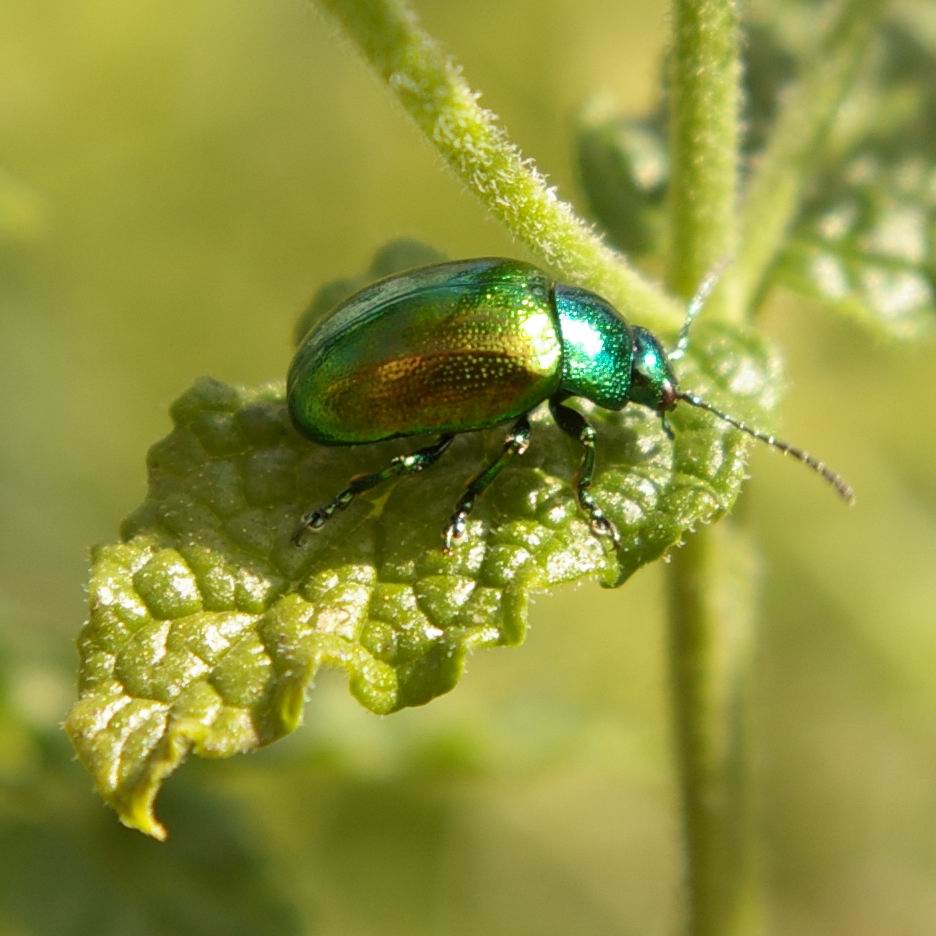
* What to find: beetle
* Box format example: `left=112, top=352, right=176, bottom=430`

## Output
left=288, top=257, right=853, bottom=551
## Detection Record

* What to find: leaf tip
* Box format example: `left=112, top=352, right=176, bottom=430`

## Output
left=118, top=792, right=168, bottom=842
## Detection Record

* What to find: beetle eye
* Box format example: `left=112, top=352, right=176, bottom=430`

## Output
left=661, top=382, right=677, bottom=411
left=631, top=349, right=657, bottom=386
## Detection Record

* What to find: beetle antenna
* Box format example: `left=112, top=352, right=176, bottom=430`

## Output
left=670, top=261, right=728, bottom=361
left=676, top=390, right=856, bottom=505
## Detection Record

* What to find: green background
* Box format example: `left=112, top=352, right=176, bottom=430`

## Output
left=1, top=1, right=934, bottom=933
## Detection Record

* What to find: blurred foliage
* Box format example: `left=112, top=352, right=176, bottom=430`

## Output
left=576, top=101, right=667, bottom=255
left=774, top=18, right=936, bottom=338
left=1, top=0, right=935, bottom=933
left=0, top=168, right=44, bottom=245
left=1, top=740, right=302, bottom=935
left=776, top=149, right=936, bottom=339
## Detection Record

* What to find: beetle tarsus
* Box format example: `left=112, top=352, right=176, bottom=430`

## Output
left=440, top=416, right=532, bottom=552
left=292, top=434, right=455, bottom=546
left=442, top=514, right=468, bottom=554
left=589, top=513, right=621, bottom=550
left=549, top=398, right=620, bottom=552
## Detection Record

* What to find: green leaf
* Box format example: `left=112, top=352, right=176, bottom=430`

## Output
left=775, top=153, right=936, bottom=338
left=65, top=318, right=778, bottom=839
left=740, top=13, right=801, bottom=156
left=772, top=20, right=936, bottom=339
left=575, top=98, right=667, bottom=256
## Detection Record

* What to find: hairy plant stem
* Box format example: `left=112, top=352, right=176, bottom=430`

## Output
left=665, top=2, right=754, bottom=934
left=665, top=1, right=888, bottom=931
left=735, top=0, right=888, bottom=312
left=314, top=0, right=684, bottom=332
left=667, top=523, right=763, bottom=936
left=667, top=0, right=741, bottom=321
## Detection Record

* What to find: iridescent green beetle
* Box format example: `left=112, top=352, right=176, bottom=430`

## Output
left=288, top=258, right=853, bottom=550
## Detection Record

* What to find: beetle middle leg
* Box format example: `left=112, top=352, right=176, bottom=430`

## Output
left=293, top=434, right=455, bottom=545
left=443, top=415, right=532, bottom=553
left=548, top=398, right=621, bottom=550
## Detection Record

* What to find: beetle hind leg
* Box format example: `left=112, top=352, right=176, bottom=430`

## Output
left=443, top=416, right=532, bottom=553
left=292, top=434, right=455, bottom=546
left=549, top=399, right=621, bottom=550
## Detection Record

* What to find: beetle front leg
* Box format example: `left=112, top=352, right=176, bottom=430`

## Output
left=443, top=416, right=532, bottom=553
left=548, top=399, right=621, bottom=550
left=293, top=434, right=455, bottom=546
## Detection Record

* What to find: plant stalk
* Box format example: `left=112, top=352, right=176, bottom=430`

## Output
left=668, top=0, right=742, bottom=321
left=665, top=2, right=755, bottom=934
left=666, top=524, right=762, bottom=936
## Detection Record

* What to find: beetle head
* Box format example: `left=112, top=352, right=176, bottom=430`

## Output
left=629, top=326, right=678, bottom=413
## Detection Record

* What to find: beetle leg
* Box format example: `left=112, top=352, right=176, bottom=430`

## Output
left=548, top=399, right=621, bottom=550
left=292, top=434, right=455, bottom=546
left=443, top=416, right=532, bottom=553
